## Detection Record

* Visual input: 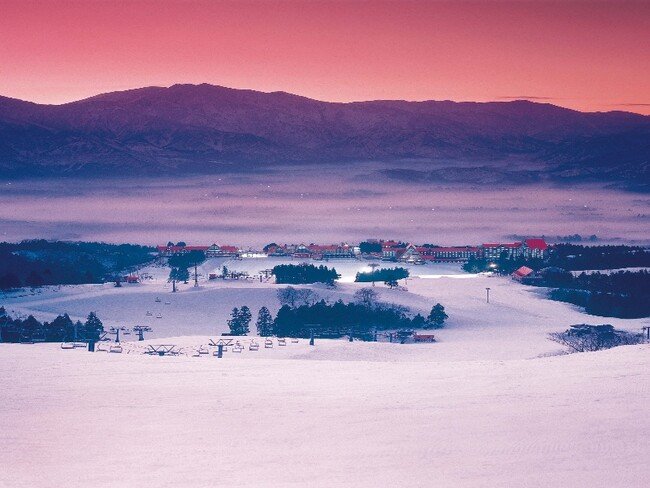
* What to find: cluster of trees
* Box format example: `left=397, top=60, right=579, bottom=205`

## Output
left=226, top=305, right=274, bottom=336
left=227, top=306, right=252, bottom=335
left=549, top=270, right=650, bottom=318
left=355, top=267, right=409, bottom=288
left=276, top=286, right=320, bottom=307
left=463, top=245, right=650, bottom=275
left=0, top=307, right=104, bottom=343
left=0, top=240, right=155, bottom=290
left=273, top=299, right=446, bottom=339
left=549, top=324, right=644, bottom=353
left=167, top=250, right=205, bottom=284
left=225, top=287, right=447, bottom=339
left=548, top=244, right=650, bottom=270
left=358, top=241, right=383, bottom=254
left=272, top=264, right=340, bottom=285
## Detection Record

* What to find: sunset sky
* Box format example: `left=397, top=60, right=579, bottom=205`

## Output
left=1, top=0, right=648, bottom=114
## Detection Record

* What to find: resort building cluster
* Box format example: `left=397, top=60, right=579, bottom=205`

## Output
left=156, top=238, right=549, bottom=264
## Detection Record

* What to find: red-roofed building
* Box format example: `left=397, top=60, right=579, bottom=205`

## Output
left=481, top=239, right=549, bottom=261
left=396, top=243, right=424, bottom=264
left=382, top=242, right=406, bottom=260
left=206, top=244, right=239, bottom=258
left=523, top=239, right=550, bottom=259
left=291, top=244, right=311, bottom=258
left=417, top=246, right=481, bottom=262
left=307, top=244, right=356, bottom=259
left=265, top=245, right=289, bottom=257
left=380, top=240, right=401, bottom=248
left=512, top=266, right=535, bottom=281
left=482, top=242, right=523, bottom=260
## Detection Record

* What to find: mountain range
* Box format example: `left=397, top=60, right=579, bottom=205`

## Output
left=1, top=83, right=649, bottom=189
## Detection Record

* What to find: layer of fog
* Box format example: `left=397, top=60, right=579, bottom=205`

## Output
left=1, top=164, right=649, bottom=246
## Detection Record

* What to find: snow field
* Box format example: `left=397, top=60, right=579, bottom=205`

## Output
left=1, top=342, right=648, bottom=487
left=2, top=259, right=649, bottom=487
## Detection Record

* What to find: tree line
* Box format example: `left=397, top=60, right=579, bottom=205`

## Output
left=355, top=267, right=410, bottom=288
left=0, top=307, right=104, bottom=343
left=225, top=287, right=447, bottom=339
left=548, top=244, right=650, bottom=271
left=272, top=264, right=340, bottom=285
left=548, top=270, right=650, bottom=318
left=0, top=240, right=155, bottom=290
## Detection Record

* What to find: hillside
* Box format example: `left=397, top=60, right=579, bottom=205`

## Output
left=1, top=84, right=649, bottom=188
left=1, top=260, right=649, bottom=486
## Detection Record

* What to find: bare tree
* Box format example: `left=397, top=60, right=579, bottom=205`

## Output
left=549, top=324, right=643, bottom=353
left=276, top=286, right=320, bottom=308
left=354, top=288, right=379, bottom=309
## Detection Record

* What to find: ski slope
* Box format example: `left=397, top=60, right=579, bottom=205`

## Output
left=1, top=260, right=648, bottom=487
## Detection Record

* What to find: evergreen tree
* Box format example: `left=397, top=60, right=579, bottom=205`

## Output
left=169, top=267, right=189, bottom=283
left=227, top=307, right=239, bottom=334
left=273, top=305, right=296, bottom=338
left=359, top=241, right=382, bottom=254
left=84, top=312, right=104, bottom=341
left=19, top=315, right=42, bottom=341
left=428, top=303, right=448, bottom=328
left=238, top=306, right=252, bottom=335
left=47, top=313, right=74, bottom=341
left=272, top=264, right=340, bottom=285
left=256, top=306, right=274, bottom=337
left=228, top=306, right=251, bottom=335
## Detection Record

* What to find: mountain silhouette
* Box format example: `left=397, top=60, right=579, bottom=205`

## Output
left=1, top=83, right=648, bottom=188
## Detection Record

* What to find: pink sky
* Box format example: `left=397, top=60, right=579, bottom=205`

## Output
left=0, top=0, right=648, bottom=114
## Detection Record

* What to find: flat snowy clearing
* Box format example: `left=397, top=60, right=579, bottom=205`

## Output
left=1, top=260, right=649, bottom=487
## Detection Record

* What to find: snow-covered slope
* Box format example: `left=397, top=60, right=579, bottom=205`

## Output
left=2, top=259, right=643, bottom=360
left=1, top=341, right=648, bottom=488
left=2, top=260, right=648, bottom=487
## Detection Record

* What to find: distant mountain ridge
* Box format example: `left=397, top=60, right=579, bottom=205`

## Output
left=1, top=83, right=649, bottom=189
